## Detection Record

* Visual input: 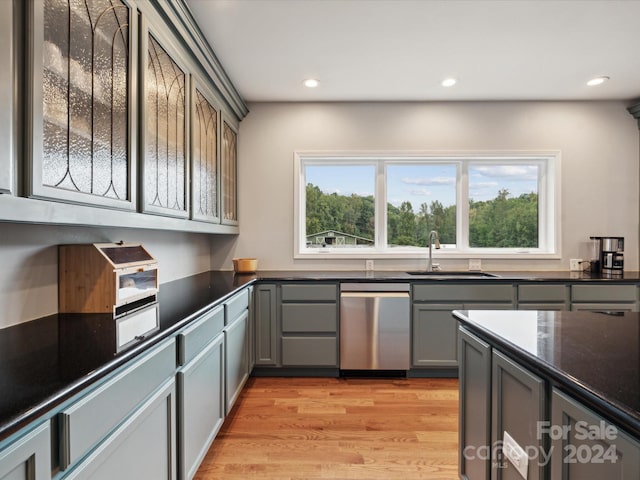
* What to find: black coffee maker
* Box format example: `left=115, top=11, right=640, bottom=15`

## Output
left=589, top=236, right=624, bottom=274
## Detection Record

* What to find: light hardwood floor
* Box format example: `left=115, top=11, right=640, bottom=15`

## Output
left=194, top=376, right=459, bottom=480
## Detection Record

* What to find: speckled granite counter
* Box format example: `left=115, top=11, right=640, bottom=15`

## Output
left=453, top=309, right=640, bottom=439
left=1, top=269, right=638, bottom=441
left=0, top=271, right=254, bottom=441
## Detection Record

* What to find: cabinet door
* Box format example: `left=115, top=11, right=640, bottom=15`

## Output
left=458, top=328, right=491, bottom=480
left=29, top=0, right=138, bottom=209
left=190, top=75, right=221, bottom=223
left=63, top=379, right=176, bottom=480
left=224, top=310, right=249, bottom=414
left=412, top=304, right=462, bottom=368
left=0, top=0, right=13, bottom=194
left=220, top=112, right=238, bottom=225
left=0, top=423, right=50, bottom=480
left=178, top=332, right=225, bottom=480
left=550, top=389, right=640, bottom=480
left=140, top=20, right=189, bottom=218
left=491, top=351, right=546, bottom=480
left=255, top=284, right=278, bottom=366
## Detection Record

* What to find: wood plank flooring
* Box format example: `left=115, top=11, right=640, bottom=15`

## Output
left=194, top=376, right=459, bottom=480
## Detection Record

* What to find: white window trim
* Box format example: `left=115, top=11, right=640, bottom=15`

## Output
left=294, top=150, right=561, bottom=260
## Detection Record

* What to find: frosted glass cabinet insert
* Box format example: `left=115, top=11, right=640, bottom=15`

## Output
left=221, top=115, right=238, bottom=225
left=141, top=28, right=189, bottom=218
left=29, top=0, right=137, bottom=209
left=191, top=79, right=221, bottom=223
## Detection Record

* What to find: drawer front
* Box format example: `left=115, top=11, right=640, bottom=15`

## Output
left=225, top=288, right=249, bottom=324
left=413, top=283, right=514, bottom=303
left=571, top=284, right=638, bottom=303
left=60, top=339, right=176, bottom=469
left=281, top=337, right=337, bottom=366
left=178, top=306, right=224, bottom=366
left=281, top=304, right=337, bottom=333
left=518, top=284, right=568, bottom=303
left=281, top=284, right=337, bottom=302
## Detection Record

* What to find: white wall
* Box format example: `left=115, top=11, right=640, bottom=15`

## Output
left=0, top=223, right=212, bottom=328
left=213, top=101, right=639, bottom=272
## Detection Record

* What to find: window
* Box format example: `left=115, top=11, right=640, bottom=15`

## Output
left=294, top=152, right=559, bottom=258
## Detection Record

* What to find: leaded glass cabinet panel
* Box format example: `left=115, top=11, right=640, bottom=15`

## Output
left=191, top=79, right=220, bottom=223
left=141, top=28, right=189, bottom=218
left=29, top=0, right=137, bottom=209
left=221, top=113, right=238, bottom=225
left=0, top=0, right=13, bottom=194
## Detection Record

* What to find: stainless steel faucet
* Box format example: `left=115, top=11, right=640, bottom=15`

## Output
left=427, top=230, right=441, bottom=271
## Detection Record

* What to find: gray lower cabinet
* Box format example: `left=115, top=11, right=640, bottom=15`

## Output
left=62, top=379, right=176, bottom=480
left=458, top=328, right=492, bottom=480
left=0, top=423, right=50, bottom=480
left=177, top=332, right=225, bottom=480
left=413, top=304, right=462, bottom=368
left=570, top=284, right=638, bottom=312
left=280, top=284, right=338, bottom=368
left=518, top=284, right=569, bottom=310
left=412, top=283, right=515, bottom=372
left=491, top=351, right=546, bottom=480
left=550, top=389, right=640, bottom=480
left=255, top=284, right=278, bottom=366
left=59, top=339, right=176, bottom=471
left=224, top=309, right=249, bottom=414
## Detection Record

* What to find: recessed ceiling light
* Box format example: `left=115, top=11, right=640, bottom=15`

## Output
left=587, top=76, right=610, bottom=86
left=441, top=77, right=457, bottom=87
left=303, top=78, right=319, bottom=88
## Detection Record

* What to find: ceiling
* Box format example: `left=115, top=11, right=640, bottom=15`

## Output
left=186, top=0, right=640, bottom=103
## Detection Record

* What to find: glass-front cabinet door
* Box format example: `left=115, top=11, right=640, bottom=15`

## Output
left=191, top=77, right=220, bottom=223
left=140, top=22, right=190, bottom=218
left=221, top=113, right=238, bottom=225
left=29, top=0, right=138, bottom=209
left=0, top=0, right=13, bottom=194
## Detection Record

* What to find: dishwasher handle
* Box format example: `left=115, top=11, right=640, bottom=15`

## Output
left=340, top=283, right=410, bottom=293
left=340, top=291, right=409, bottom=299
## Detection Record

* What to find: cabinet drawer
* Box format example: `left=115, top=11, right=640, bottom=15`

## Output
left=281, top=284, right=337, bottom=302
left=571, top=284, right=637, bottom=303
left=177, top=305, right=224, bottom=366
left=281, top=337, right=337, bottom=366
left=518, top=284, right=568, bottom=302
left=282, top=304, right=337, bottom=333
left=59, top=339, right=176, bottom=469
left=413, top=283, right=514, bottom=303
left=225, top=288, right=249, bottom=324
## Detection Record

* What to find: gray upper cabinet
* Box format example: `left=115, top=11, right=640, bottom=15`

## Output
left=190, top=75, right=221, bottom=223
left=28, top=0, right=138, bottom=210
left=0, top=0, right=13, bottom=194
left=140, top=18, right=190, bottom=218
left=220, top=113, right=238, bottom=225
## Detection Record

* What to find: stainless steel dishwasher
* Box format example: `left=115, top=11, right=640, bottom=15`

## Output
left=339, top=283, right=410, bottom=372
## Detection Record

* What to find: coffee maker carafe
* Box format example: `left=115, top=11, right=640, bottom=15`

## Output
left=590, top=236, right=624, bottom=274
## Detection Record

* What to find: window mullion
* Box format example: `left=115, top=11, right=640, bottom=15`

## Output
left=459, top=161, right=469, bottom=250
left=376, top=160, right=386, bottom=251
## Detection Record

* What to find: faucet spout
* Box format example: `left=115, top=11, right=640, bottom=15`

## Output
left=427, top=230, right=440, bottom=271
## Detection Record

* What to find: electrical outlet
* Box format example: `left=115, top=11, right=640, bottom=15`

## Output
left=365, top=259, right=374, bottom=271
left=469, top=259, right=482, bottom=271
left=570, top=258, right=583, bottom=271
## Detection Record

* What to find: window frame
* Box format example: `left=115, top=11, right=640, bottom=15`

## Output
left=294, top=151, right=561, bottom=260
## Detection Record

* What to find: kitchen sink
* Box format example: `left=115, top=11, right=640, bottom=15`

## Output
left=405, top=271, right=500, bottom=278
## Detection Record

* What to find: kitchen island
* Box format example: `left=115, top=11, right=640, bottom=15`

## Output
left=454, top=309, right=640, bottom=479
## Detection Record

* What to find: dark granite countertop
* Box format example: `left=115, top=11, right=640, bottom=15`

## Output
left=1, top=269, right=639, bottom=443
left=253, top=270, right=640, bottom=282
left=0, top=271, right=254, bottom=442
left=453, top=309, right=640, bottom=439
